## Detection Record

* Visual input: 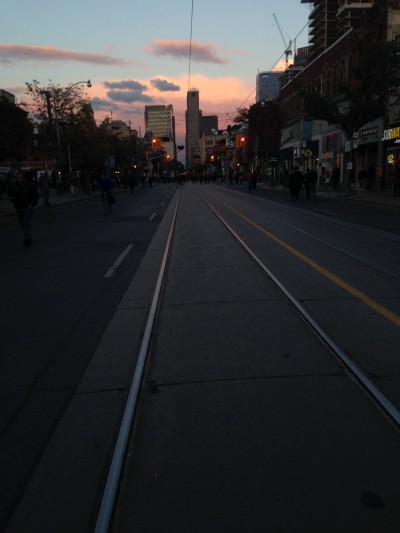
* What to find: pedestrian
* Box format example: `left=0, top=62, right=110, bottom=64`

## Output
left=289, top=166, right=303, bottom=200
left=357, top=167, right=367, bottom=188
left=367, top=163, right=375, bottom=191
left=82, top=172, right=92, bottom=195
left=393, top=161, right=400, bottom=198
left=55, top=172, right=63, bottom=195
left=304, top=169, right=311, bottom=200
left=128, top=173, right=136, bottom=193
left=246, top=170, right=253, bottom=192
left=309, top=167, right=317, bottom=200
left=39, top=171, right=51, bottom=205
left=69, top=173, right=78, bottom=195
left=332, top=165, right=340, bottom=191
left=7, top=171, right=39, bottom=247
left=252, top=168, right=258, bottom=190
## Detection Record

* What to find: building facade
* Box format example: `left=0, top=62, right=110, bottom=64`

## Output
left=185, top=89, right=201, bottom=168
left=201, top=115, right=218, bottom=136
left=256, top=71, right=281, bottom=102
left=144, top=104, right=175, bottom=141
left=301, top=0, right=345, bottom=60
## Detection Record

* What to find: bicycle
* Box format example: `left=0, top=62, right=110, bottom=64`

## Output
left=101, top=191, right=113, bottom=214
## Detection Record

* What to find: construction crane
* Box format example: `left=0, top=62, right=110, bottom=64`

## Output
left=273, top=13, right=292, bottom=65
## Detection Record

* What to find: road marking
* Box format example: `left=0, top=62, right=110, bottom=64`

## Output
left=104, top=245, right=134, bottom=278
left=313, top=208, right=338, bottom=216
left=149, top=212, right=156, bottom=221
left=212, top=194, right=400, bottom=328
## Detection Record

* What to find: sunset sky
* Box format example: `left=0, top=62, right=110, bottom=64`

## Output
left=1, top=0, right=311, bottom=150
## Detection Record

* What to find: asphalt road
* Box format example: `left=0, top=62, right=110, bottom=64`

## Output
left=0, top=185, right=175, bottom=530
left=242, top=184, right=400, bottom=235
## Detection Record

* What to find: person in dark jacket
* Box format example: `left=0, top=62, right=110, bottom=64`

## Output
left=8, top=172, right=39, bottom=247
left=289, top=167, right=303, bottom=200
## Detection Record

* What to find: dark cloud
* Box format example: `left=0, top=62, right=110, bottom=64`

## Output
left=91, top=97, right=114, bottom=110
left=151, top=78, right=180, bottom=92
left=0, top=44, right=135, bottom=66
left=104, top=80, right=147, bottom=91
left=103, top=78, right=154, bottom=103
left=146, top=40, right=231, bottom=64
left=107, top=90, right=154, bottom=103
left=91, top=97, right=144, bottom=117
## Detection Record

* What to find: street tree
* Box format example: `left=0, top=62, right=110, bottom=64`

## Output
left=24, top=80, right=90, bottom=169
left=0, top=97, right=33, bottom=162
left=233, top=100, right=283, bottom=163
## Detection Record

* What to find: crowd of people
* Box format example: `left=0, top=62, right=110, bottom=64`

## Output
left=5, top=161, right=400, bottom=249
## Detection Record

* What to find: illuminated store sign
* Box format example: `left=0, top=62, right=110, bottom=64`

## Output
left=382, top=127, right=400, bottom=141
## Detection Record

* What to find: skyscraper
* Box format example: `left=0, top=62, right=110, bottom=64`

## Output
left=201, top=115, right=218, bottom=136
left=185, top=89, right=201, bottom=168
left=144, top=104, right=175, bottom=141
left=256, top=71, right=281, bottom=102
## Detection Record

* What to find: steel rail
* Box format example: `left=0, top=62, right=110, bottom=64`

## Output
left=253, top=208, right=400, bottom=285
left=201, top=193, right=400, bottom=428
left=94, top=191, right=181, bottom=533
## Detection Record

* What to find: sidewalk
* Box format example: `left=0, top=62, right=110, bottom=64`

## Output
left=0, top=189, right=99, bottom=218
left=259, top=182, right=400, bottom=208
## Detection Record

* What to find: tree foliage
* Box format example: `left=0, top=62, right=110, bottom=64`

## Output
left=0, top=97, right=33, bottom=161
left=233, top=100, right=284, bottom=158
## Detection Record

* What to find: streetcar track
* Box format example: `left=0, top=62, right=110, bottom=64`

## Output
left=94, top=190, right=181, bottom=533
left=197, top=190, right=400, bottom=426
left=95, top=185, right=400, bottom=532
left=226, top=184, right=400, bottom=243
left=205, top=188, right=400, bottom=327
left=254, top=208, right=400, bottom=284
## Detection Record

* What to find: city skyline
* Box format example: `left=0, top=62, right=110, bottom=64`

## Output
left=0, top=0, right=310, bottom=153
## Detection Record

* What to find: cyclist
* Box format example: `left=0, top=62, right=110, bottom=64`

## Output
left=96, top=175, right=115, bottom=211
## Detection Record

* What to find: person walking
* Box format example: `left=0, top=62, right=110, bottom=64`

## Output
left=39, top=171, right=51, bottom=205
left=394, top=161, right=400, bottom=198
left=304, top=169, right=311, bottom=200
left=332, top=165, right=340, bottom=191
left=7, top=171, right=39, bottom=247
left=246, top=169, right=253, bottom=192
left=309, top=167, right=317, bottom=200
left=289, top=166, right=303, bottom=200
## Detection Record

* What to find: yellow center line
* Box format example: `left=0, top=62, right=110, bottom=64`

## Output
left=210, top=192, right=400, bottom=328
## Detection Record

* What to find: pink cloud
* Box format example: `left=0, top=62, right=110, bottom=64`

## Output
left=146, top=39, right=241, bottom=64
left=0, top=44, right=136, bottom=66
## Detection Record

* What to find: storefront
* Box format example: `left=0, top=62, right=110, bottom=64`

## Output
left=382, top=122, right=400, bottom=190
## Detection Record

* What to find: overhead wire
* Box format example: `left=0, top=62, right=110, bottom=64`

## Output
left=223, top=19, right=310, bottom=124
left=188, top=0, right=194, bottom=91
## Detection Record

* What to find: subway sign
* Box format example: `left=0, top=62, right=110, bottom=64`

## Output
left=382, top=126, right=400, bottom=141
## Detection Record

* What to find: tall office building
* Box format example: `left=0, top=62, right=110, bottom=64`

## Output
left=256, top=71, right=281, bottom=102
left=185, top=89, right=201, bottom=168
left=144, top=104, right=175, bottom=141
left=201, top=115, right=218, bottom=136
